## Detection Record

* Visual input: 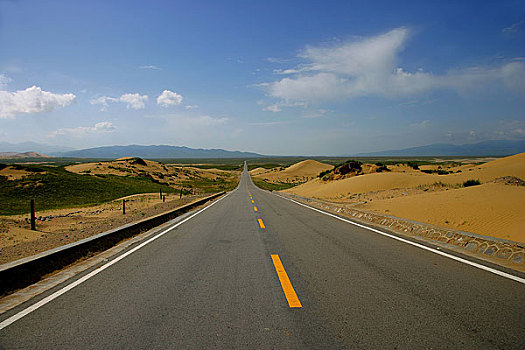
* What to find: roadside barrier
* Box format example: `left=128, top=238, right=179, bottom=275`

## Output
left=0, top=192, right=225, bottom=297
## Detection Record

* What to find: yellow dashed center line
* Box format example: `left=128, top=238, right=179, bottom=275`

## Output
left=271, top=254, right=302, bottom=308
left=251, top=200, right=254, bottom=203
left=258, top=218, right=265, bottom=229
left=254, top=206, right=258, bottom=211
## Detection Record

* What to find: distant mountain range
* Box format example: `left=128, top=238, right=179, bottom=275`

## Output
left=0, top=142, right=75, bottom=155
left=355, top=140, right=525, bottom=157
left=0, top=142, right=264, bottom=158
left=0, top=152, right=51, bottom=159
left=58, top=145, right=265, bottom=159
left=1, top=140, right=523, bottom=159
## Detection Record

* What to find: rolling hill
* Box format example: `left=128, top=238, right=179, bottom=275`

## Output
left=355, top=140, right=525, bottom=157
left=58, top=145, right=265, bottom=159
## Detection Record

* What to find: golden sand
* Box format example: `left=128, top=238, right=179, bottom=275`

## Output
left=284, top=153, right=525, bottom=243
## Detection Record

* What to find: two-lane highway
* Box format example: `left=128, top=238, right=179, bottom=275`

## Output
left=0, top=165, right=523, bottom=349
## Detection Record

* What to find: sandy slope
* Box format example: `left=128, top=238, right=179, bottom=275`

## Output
left=287, top=153, right=525, bottom=199
left=360, top=183, right=525, bottom=242
left=0, top=166, right=43, bottom=180
left=251, top=160, right=332, bottom=183
left=284, top=153, right=525, bottom=243
left=65, top=158, right=234, bottom=187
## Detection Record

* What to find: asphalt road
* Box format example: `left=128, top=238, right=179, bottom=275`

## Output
left=0, top=165, right=524, bottom=349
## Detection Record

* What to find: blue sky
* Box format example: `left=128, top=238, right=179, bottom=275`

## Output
left=0, top=0, right=524, bottom=155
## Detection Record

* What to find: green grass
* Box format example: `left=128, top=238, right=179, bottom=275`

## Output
left=180, top=173, right=239, bottom=193
left=0, top=165, right=180, bottom=215
left=0, top=164, right=238, bottom=215
left=251, top=178, right=298, bottom=191
left=177, top=164, right=243, bottom=171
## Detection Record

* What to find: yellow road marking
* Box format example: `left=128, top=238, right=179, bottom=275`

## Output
left=254, top=206, right=258, bottom=211
left=258, top=218, right=265, bottom=228
left=251, top=200, right=254, bottom=203
left=271, top=254, right=302, bottom=308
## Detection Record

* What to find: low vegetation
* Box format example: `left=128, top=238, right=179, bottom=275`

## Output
left=251, top=178, right=298, bottom=191
left=463, top=179, right=481, bottom=187
left=0, top=162, right=238, bottom=215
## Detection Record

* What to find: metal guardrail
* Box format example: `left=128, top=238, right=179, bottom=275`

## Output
left=0, top=192, right=225, bottom=297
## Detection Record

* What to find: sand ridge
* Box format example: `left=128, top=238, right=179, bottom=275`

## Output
left=282, top=153, right=525, bottom=243
left=65, top=158, right=237, bottom=188
left=251, top=160, right=332, bottom=183
left=0, top=166, right=44, bottom=180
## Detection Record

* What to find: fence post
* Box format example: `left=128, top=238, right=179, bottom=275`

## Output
left=123, top=199, right=126, bottom=215
left=30, top=199, right=36, bottom=231
left=180, top=188, right=183, bottom=199
left=159, top=188, right=162, bottom=200
left=163, top=195, right=165, bottom=203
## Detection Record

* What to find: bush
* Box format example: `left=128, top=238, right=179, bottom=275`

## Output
left=407, top=161, right=419, bottom=170
left=318, top=169, right=332, bottom=178
left=463, top=179, right=481, bottom=187
left=338, top=160, right=362, bottom=175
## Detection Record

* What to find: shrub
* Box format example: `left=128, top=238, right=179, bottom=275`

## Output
left=463, top=179, right=481, bottom=187
left=338, top=160, right=362, bottom=175
left=318, top=169, right=332, bottom=178
left=131, top=157, right=147, bottom=166
left=407, top=161, right=419, bottom=170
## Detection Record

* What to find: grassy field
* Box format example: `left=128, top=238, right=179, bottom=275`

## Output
left=0, top=163, right=238, bottom=215
left=251, top=178, right=299, bottom=191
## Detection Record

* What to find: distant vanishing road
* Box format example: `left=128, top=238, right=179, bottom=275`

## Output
left=0, top=164, right=524, bottom=349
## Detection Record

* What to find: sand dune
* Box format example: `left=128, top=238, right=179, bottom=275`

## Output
left=360, top=183, right=525, bottom=242
left=251, top=160, right=332, bottom=183
left=287, top=153, right=525, bottom=199
left=0, top=166, right=44, bottom=180
left=283, top=153, right=525, bottom=243
left=66, top=158, right=234, bottom=187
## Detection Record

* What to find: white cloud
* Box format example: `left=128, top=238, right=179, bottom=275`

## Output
left=0, top=85, right=76, bottom=119
left=90, top=93, right=148, bottom=110
left=120, top=93, right=148, bottom=109
left=502, top=20, right=524, bottom=34
left=184, top=104, right=199, bottom=110
left=263, top=100, right=306, bottom=113
left=139, top=65, right=161, bottom=70
left=50, top=121, right=115, bottom=138
left=410, top=119, right=431, bottom=129
left=264, top=104, right=281, bottom=113
left=265, top=27, right=525, bottom=103
left=0, top=74, right=12, bottom=89
left=157, top=90, right=183, bottom=107
left=89, top=96, right=118, bottom=111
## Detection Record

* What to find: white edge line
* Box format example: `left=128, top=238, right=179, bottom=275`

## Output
left=0, top=191, right=233, bottom=331
left=274, top=194, right=525, bottom=285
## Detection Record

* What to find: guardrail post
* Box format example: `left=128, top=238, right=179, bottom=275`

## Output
left=163, top=195, right=166, bottom=203
left=159, top=188, right=162, bottom=200
left=123, top=200, right=126, bottom=215
left=30, top=199, right=36, bottom=231
left=180, top=188, right=183, bottom=199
